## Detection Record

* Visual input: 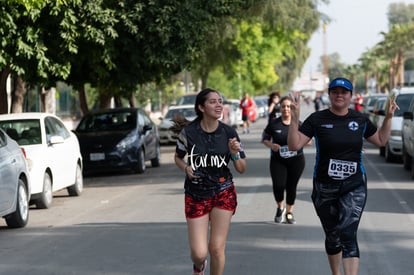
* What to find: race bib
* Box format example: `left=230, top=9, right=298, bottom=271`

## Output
left=328, top=159, right=357, bottom=180
left=279, top=145, right=297, bottom=158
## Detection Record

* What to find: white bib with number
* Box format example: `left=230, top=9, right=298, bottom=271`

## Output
left=328, top=159, right=357, bottom=180
left=279, top=145, right=298, bottom=158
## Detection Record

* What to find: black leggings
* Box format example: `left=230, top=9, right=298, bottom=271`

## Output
left=311, top=175, right=367, bottom=258
left=269, top=154, right=305, bottom=205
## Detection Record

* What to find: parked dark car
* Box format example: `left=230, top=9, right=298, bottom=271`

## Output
left=74, top=108, right=161, bottom=175
left=361, top=93, right=387, bottom=116
left=0, top=128, right=30, bottom=228
left=368, top=96, right=387, bottom=128
left=402, top=95, right=414, bottom=176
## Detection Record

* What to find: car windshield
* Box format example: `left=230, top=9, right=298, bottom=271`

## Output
left=76, top=111, right=136, bottom=132
left=177, top=95, right=197, bottom=105
left=0, top=119, right=42, bottom=145
left=395, top=94, right=414, bottom=117
left=165, top=108, right=195, bottom=119
left=375, top=98, right=387, bottom=110
left=254, top=99, right=265, bottom=107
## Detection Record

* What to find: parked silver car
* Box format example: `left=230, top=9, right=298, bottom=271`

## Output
left=158, top=105, right=196, bottom=144
left=0, top=128, right=30, bottom=228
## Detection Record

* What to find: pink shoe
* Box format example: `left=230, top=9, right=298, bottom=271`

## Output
left=192, top=259, right=207, bottom=275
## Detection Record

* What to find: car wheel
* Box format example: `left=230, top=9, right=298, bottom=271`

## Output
left=133, top=148, right=146, bottom=174
left=384, top=144, right=393, bottom=162
left=403, top=148, right=412, bottom=170
left=67, top=163, right=83, bottom=196
left=5, top=179, right=29, bottom=228
left=35, top=172, right=53, bottom=209
left=151, top=144, right=161, bottom=167
left=379, top=146, right=385, bottom=157
left=411, top=159, right=414, bottom=179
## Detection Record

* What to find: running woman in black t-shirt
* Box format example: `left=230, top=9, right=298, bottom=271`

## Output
left=262, top=96, right=305, bottom=224
left=287, top=77, right=399, bottom=275
left=172, top=88, right=246, bottom=275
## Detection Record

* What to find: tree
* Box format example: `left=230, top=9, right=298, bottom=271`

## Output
left=0, top=1, right=84, bottom=113
left=1, top=1, right=256, bottom=113
left=192, top=0, right=322, bottom=96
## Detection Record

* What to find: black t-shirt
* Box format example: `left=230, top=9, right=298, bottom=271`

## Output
left=176, top=120, right=246, bottom=199
left=268, top=103, right=281, bottom=120
left=299, top=109, right=377, bottom=183
left=262, top=117, right=303, bottom=160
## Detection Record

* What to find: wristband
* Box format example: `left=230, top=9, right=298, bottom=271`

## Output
left=231, top=152, right=241, bottom=161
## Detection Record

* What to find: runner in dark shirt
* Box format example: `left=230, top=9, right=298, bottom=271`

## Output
left=300, top=108, right=376, bottom=184
left=176, top=120, right=245, bottom=199
left=287, top=77, right=399, bottom=275
left=172, top=88, right=246, bottom=275
left=262, top=96, right=305, bottom=224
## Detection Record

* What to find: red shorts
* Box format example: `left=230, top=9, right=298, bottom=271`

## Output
left=185, top=185, right=237, bottom=219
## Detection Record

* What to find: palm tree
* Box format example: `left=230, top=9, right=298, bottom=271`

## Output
left=376, top=24, right=414, bottom=89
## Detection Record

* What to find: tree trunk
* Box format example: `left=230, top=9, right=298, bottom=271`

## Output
left=77, top=85, right=89, bottom=115
left=0, top=67, right=11, bottom=114
left=397, top=51, right=404, bottom=86
left=42, top=87, right=56, bottom=114
left=389, top=59, right=394, bottom=89
left=114, top=95, right=122, bottom=107
left=200, top=70, right=209, bottom=90
left=129, top=92, right=136, bottom=107
left=11, top=75, right=26, bottom=113
left=99, top=91, right=112, bottom=109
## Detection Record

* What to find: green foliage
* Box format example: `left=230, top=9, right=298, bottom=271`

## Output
left=193, top=0, right=321, bottom=95
left=0, top=0, right=324, bottom=113
left=388, top=3, right=414, bottom=26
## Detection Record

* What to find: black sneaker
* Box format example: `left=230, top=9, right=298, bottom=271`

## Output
left=274, top=207, right=285, bottom=223
left=286, top=212, right=296, bottom=224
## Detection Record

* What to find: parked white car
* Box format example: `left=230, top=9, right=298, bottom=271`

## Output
left=158, top=105, right=196, bottom=144
left=0, top=113, right=83, bottom=209
left=376, top=88, right=414, bottom=162
left=0, top=128, right=30, bottom=228
left=227, top=99, right=243, bottom=128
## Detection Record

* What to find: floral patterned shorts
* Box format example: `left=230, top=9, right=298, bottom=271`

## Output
left=185, top=185, right=237, bottom=219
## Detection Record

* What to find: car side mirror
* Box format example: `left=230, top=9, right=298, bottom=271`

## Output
left=403, top=111, right=414, bottom=120
left=377, top=110, right=386, bottom=116
left=143, top=125, right=153, bottom=133
left=49, top=135, right=64, bottom=145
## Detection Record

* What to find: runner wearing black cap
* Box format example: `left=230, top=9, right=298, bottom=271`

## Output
left=287, top=77, right=399, bottom=275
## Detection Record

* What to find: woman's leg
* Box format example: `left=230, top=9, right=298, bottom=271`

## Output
left=270, top=158, right=287, bottom=206
left=285, top=155, right=305, bottom=213
left=312, top=180, right=343, bottom=273
left=338, top=177, right=366, bottom=275
left=208, top=207, right=233, bottom=275
left=328, top=252, right=342, bottom=275
left=187, top=214, right=210, bottom=270
left=343, top=257, right=359, bottom=275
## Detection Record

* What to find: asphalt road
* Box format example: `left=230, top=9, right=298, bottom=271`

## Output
left=0, top=104, right=413, bottom=275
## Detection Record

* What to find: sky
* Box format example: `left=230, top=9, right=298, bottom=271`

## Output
left=302, top=0, right=414, bottom=75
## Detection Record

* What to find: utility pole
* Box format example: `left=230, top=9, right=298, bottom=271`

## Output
left=323, top=21, right=328, bottom=83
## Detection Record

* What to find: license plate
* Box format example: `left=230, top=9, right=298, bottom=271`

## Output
left=90, top=153, right=105, bottom=161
